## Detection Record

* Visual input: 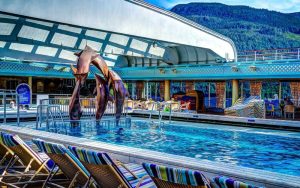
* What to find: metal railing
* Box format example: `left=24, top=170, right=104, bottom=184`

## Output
left=0, top=89, right=20, bottom=125
left=36, top=98, right=129, bottom=128
left=237, top=48, right=300, bottom=62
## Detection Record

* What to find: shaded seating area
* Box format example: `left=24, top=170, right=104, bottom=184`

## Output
left=284, top=105, right=295, bottom=119
left=0, top=131, right=264, bottom=188
left=224, top=96, right=265, bottom=118
left=173, top=90, right=205, bottom=113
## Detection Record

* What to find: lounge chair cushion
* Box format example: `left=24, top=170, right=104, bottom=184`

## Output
left=69, top=146, right=156, bottom=188
left=1, top=132, right=54, bottom=170
left=0, top=132, right=19, bottom=147
left=143, top=163, right=210, bottom=187
left=119, top=163, right=156, bottom=188
left=68, top=146, right=113, bottom=165
left=33, top=139, right=90, bottom=176
left=213, top=176, right=262, bottom=188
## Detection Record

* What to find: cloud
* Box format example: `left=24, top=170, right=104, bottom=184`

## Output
left=145, top=0, right=300, bottom=13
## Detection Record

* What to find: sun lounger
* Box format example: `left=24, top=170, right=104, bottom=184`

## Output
left=0, top=132, right=65, bottom=188
left=33, top=139, right=94, bottom=188
left=0, top=137, right=14, bottom=166
left=211, top=176, right=263, bottom=188
left=143, top=163, right=211, bottom=188
left=68, top=145, right=156, bottom=188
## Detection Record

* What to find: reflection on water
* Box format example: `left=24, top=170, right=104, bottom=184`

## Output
left=88, top=120, right=300, bottom=176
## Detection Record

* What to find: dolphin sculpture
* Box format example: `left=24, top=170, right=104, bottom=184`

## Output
left=74, top=45, right=109, bottom=82
left=69, top=78, right=83, bottom=126
left=71, top=45, right=128, bottom=125
left=72, top=45, right=97, bottom=85
left=69, top=64, right=88, bottom=126
left=95, top=74, right=110, bottom=121
left=108, top=70, right=128, bottom=126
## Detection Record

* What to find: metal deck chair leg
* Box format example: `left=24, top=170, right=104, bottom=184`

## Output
left=22, top=159, right=50, bottom=188
left=42, top=163, right=57, bottom=188
left=0, top=154, right=17, bottom=180
left=23, top=158, right=34, bottom=173
left=0, top=151, right=10, bottom=165
left=83, top=175, right=92, bottom=188
left=68, top=171, right=80, bottom=188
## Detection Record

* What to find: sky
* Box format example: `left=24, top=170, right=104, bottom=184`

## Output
left=144, top=0, right=300, bottom=13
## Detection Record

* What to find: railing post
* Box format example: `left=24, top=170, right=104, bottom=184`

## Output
left=208, top=83, right=211, bottom=107
left=298, top=48, right=300, bottom=59
left=254, top=51, right=257, bottom=61
left=17, top=94, right=20, bottom=126
left=275, top=50, right=278, bottom=60
left=3, top=92, right=6, bottom=124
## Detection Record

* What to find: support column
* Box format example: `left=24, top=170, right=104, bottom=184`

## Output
left=279, top=82, right=282, bottom=100
left=232, top=79, right=239, bottom=105
left=164, top=80, right=170, bottom=101
left=28, top=76, right=32, bottom=88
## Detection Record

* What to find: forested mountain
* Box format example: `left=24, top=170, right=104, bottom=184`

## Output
left=171, top=3, right=300, bottom=51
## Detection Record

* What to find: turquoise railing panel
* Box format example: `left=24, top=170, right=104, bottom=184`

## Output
left=0, top=59, right=299, bottom=80
left=114, top=60, right=300, bottom=80
left=0, top=60, right=100, bottom=78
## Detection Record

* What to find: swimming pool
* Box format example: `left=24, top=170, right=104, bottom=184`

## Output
left=75, top=119, right=300, bottom=177
left=20, top=118, right=300, bottom=176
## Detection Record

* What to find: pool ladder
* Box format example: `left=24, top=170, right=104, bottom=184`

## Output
left=148, top=102, right=172, bottom=125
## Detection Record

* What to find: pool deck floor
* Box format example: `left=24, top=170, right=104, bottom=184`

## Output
left=0, top=124, right=299, bottom=188
left=132, top=110, right=300, bottom=131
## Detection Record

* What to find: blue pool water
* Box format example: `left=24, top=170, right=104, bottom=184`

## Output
left=80, top=119, right=300, bottom=176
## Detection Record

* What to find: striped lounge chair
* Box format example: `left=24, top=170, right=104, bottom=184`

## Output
left=33, top=138, right=97, bottom=188
left=68, top=145, right=157, bottom=188
left=142, top=163, right=211, bottom=188
left=0, top=132, right=61, bottom=187
left=212, top=176, right=263, bottom=188
left=0, top=133, right=15, bottom=166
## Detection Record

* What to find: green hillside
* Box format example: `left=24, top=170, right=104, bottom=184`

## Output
left=171, top=3, right=300, bottom=51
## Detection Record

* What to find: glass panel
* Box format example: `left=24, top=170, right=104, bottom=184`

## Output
left=9, top=43, right=33, bottom=53
left=58, top=24, right=82, bottom=34
left=51, top=33, right=77, bottom=47
left=241, top=81, right=251, bottom=98
left=18, top=25, right=49, bottom=42
left=59, top=50, right=77, bottom=61
left=170, top=81, right=180, bottom=97
left=210, top=83, right=216, bottom=107
left=0, top=23, right=15, bottom=35
left=79, top=39, right=102, bottom=51
left=281, top=82, right=291, bottom=100
left=85, top=30, right=107, bottom=39
left=195, top=82, right=209, bottom=107
left=261, top=81, right=279, bottom=100
left=36, top=46, right=58, bottom=56
left=148, top=82, right=161, bottom=101
left=225, top=81, right=232, bottom=107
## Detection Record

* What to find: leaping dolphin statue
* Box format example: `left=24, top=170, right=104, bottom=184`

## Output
left=69, top=78, right=84, bottom=126
left=95, top=74, right=110, bottom=121
left=71, top=45, right=129, bottom=125
left=72, top=46, right=98, bottom=85
left=108, top=70, right=128, bottom=126
left=74, top=45, right=109, bottom=82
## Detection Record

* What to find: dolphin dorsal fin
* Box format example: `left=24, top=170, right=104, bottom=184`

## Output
left=74, top=51, right=83, bottom=57
left=71, top=64, right=78, bottom=74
